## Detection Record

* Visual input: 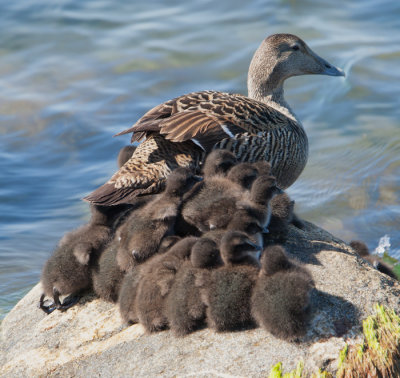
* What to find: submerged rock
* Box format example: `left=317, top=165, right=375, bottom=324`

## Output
left=1, top=221, right=399, bottom=377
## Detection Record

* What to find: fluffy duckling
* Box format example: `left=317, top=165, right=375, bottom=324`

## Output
left=181, top=158, right=253, bottom=232
left=182, top=163, right=273, bottom=233
left=39, top=232, right=106, bottom=314
left=135, top=236, right=199, bottom=332
left=116, top=167, right=201, bottom=272
left=118, top=267, right=142, bottom=324
left=202, top=149, right=237, bottom=179
left=251, top=245, right=314, bottom=340
left=166, top=238, right=222, bottom=336
left=92, top=238, right=123, bottom=303
left=350, top=240, right=397, bottom=279
left=226, top=162, right=259, bottom=190
left=39, top=205, right=133, bottom=313
left=202, top=201, right=266, bottom=251
left=252, top=160, right=271, bottom=177
left=241, top=174, right=282, bottom=231
left=93, top=221, right=174, bottom=303
left=59, top=204, right=125, bottom=266
left=201, top=231, right=261, bottom=332
left=263, top=192, right=294, bottom=244
left=118, top=235, right=182, bottom=324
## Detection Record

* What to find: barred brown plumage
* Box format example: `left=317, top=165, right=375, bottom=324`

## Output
left=84, top=33, right=344, bottom=206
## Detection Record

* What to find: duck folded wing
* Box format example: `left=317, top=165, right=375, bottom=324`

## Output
left=83, top=135, right=202, bottom=205
left=114, top=90, right=291, bottom=151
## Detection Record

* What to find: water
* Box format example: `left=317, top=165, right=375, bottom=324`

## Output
left=1, top=0, right=399, bottom=319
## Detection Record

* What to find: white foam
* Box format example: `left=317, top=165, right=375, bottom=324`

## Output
left=373, top=234, right=391, bottom=256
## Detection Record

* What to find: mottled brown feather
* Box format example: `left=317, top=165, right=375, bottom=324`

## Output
left=84, top=134, right=203, bottom=205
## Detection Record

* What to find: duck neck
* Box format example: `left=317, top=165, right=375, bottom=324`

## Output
left=248, top=79, right=298, bottom=123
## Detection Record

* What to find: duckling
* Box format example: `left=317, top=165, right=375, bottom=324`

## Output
left=118, top=267, right=142, bottom=324
left=242, top=174, right=282, bottom=230
left=84, top=33, right=344, bottom=206
left=173, top=150, right=235, bottom=236
left=203, top=205, right=266, bottom=256
left=118, top=235, right=188, bottom=325
left=251, top=245, right=314, bottom=340
left=39, top=231, right=107, bottom=314
left=60, top=204, right=124, bottom=266
left=182, top=161, right=264, bottom=233
left=92, top=238, right=123, bottom=303
left=263, top=192, right=294, bottom=244
left=252, top=160, right=271, bottom=177
left=226, top=163, right=259, bottom=190
left=350, top=240, right=397, bottom=279
left=116, top=167, right=201, bottom=272
left=201, top=231, right=261, bottom=332
left=39, top=205, right=132, bottom=313
left=135, top=236, right=199, bottom=332
left=117, top=145, right=136, bottom=168
left=180, top=175, right=242, bottom=233
left=202, top=149, right=237, bottom=179
left=166, top=238, right=222, bottom=336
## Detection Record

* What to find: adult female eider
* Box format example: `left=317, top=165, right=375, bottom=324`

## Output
left=84, top=33, right=344, bottom=206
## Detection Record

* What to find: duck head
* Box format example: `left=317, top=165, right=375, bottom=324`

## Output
left=248, top=33, right=345, bottom=103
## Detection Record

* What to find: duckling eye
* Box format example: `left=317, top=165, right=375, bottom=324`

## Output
left=292, top=45, right=300, bottom=51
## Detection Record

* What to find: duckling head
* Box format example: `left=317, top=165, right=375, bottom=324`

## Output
left=220, top=230, right=262, bottom=265
left=250, top=175, right=283, bottom=205
left=190, top=238, right=222, bottom=269
left=227, top=163, right=259, bottom=190
left=202, top=149, right=237, bottom=179
left=165, top=167, right=202, bottom=197
left=260, top=244, right=292, bottom=276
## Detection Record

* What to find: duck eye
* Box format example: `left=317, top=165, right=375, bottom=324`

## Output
left=292, top=45, right=300, bottom=51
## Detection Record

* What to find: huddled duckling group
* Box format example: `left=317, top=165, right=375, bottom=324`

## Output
left=39, top=148, right=316, bottom=341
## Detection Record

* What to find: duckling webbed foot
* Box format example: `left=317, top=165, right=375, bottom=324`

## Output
left=53, top=287, right=80, bottom=312
left=39, top=293, right=57, bottom=314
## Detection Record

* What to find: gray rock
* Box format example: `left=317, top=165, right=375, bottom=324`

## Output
left=1, top=221, right=399, bottom=377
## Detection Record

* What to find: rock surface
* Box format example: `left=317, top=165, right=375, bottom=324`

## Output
left=1, top=221, right=399, bottom=377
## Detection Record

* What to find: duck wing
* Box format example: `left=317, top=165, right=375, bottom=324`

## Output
left=114, top=90, right=292, bottom=151
left=83, top=134, right=203, bottom=206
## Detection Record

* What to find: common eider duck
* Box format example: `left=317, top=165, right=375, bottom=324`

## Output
left=118, top=235, right=182, bottom=324
left=350, top=240, right=397, bottom=279
left=84, top=33, right=344, bottom=206
left=135, top=236, right=198, bottom=332
left=39, top=203, right=132, bottom=313
left=251, top=245, right=314, bottom=340
left=166, top=237, right=222, bottom=336
left=202, top=149, right=237, bottom=179
left=115, top=167, right=201, bottom=271
left=201, top=231, right=261, bottom=332
left=39, top=229, right=106, bottom=313
left=92, top=238, right=124, bottom=303
left=181, top=159, right=265, bottom=233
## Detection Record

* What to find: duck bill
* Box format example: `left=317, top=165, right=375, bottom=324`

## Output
left=310, top=50, right=345, bottom=77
